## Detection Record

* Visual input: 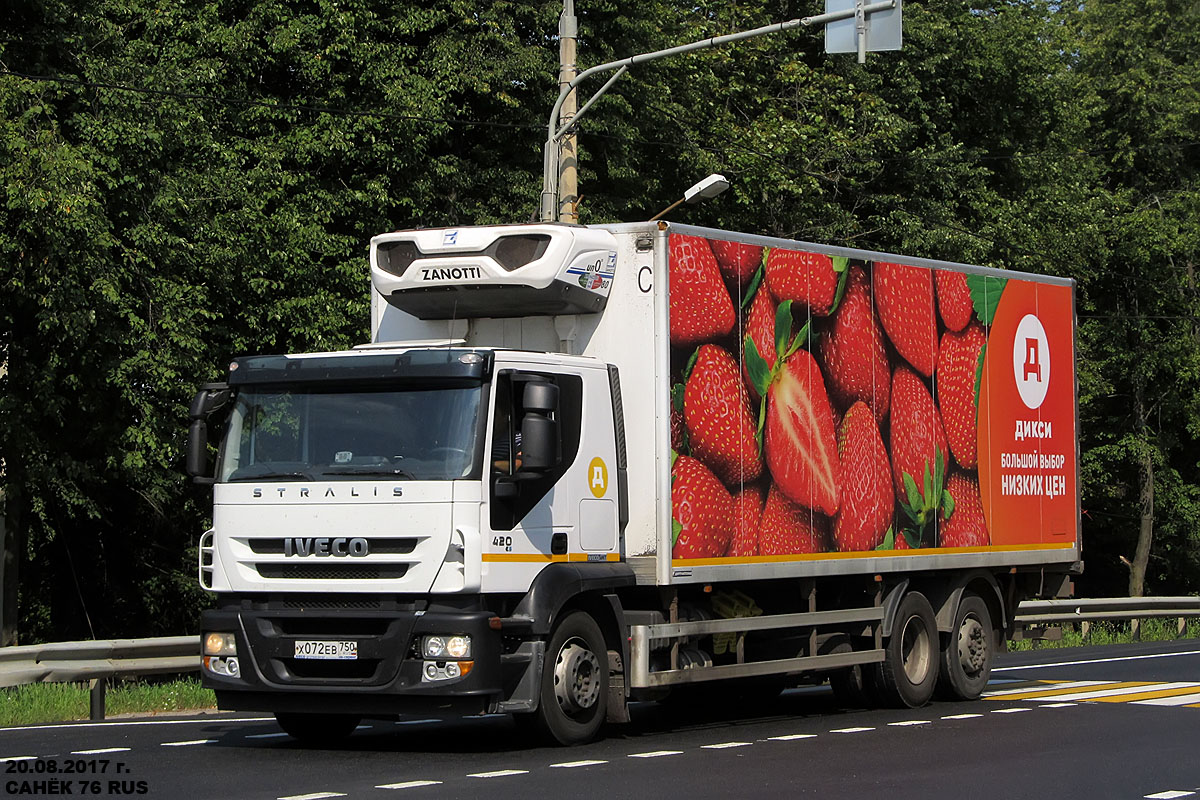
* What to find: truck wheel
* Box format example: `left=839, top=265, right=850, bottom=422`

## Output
left=274, top=712, right=360, bottom=744
left=536, top=610, right=608, bottom=746
left=879, top=591, right=938, bottom=708
left=936, top=593, right=994, bottom=701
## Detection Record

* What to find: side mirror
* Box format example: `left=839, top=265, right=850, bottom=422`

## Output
left=517, top=380, right=560, bottom=472
left=187, top=383, right=231, bottom=484
left=520, top=413, right=558, bottom=471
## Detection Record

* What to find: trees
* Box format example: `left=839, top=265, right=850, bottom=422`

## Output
left=0, top=0, right=1196, bottom=642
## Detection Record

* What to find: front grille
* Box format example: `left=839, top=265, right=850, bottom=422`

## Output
left=256, top=564, right=409, bottom=580
left=279, top=596, right=384, bottom=611
left=247, top=538, right=418, bottom=555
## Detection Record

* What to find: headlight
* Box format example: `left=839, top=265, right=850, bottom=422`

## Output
left=203, top=632, right=237, bottom=656
left=422, top=634, right=471, bottom=659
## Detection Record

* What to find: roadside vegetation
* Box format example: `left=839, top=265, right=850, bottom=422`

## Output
left=0, top=678, right=216, bottom=728
left=1009, top=617, right=1200, bottom=651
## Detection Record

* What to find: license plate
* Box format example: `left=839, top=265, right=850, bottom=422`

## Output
left=294, top=640, right=358, bottom=660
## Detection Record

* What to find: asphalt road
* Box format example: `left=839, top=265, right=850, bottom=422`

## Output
left=2, top=639, right=1197, bottom=800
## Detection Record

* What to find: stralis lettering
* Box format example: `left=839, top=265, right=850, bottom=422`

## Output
left=421, top=265, right=482, bottom=281
left=284, top=537, right=370, bottom=557
left=252, top=486, right=404, bottom=498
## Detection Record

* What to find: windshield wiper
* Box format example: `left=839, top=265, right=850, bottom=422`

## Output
left=322, top=467, right=417, bottom=480
left=228, top=470, right=316, bottom=482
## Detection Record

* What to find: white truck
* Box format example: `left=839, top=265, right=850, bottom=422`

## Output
left=189, top=221, right=1081, bottom=744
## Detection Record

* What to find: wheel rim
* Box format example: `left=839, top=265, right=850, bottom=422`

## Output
left=957, top=615, right=988, bottom=676
left=900, top=615, right=932, bottom=685
left=553, top=637, right=601, bottom=714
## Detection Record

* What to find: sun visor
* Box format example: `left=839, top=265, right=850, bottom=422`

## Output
left=370, top=224, right=619, bottom=320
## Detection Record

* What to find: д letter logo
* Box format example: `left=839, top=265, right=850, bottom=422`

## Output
left=1013, top=314, right=1050, bottom=409
left=588, top=457, right=609, bottom=498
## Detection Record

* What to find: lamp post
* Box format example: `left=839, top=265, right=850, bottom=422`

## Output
left=649, top=174, right=731, bottom=221
left=540, top=1, right=899, bottom=224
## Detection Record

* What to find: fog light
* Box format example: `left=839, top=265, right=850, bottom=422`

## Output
left=445, top=662, right=460, bottom=678
left=203, top=655, right=241, bottom=678
left=425, top=662, right=439, bottom=680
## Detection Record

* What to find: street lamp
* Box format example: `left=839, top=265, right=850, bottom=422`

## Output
left=539, top=2, right=900, bottom=223
left=649, top=174, right=731, bottom=221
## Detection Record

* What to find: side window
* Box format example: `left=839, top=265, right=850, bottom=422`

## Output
left=489, top=370, right=583, bottom=531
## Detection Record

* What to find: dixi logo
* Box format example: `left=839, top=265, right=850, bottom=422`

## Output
left=1012, top=314, right=1050, bottom=409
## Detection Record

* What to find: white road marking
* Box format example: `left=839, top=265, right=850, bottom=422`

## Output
left=248, top=732, right=291, bottom=739
left=1135, top=692, right=1200, bottom=706
left=72, top=747, right=131, bottom=754
left=702, top=741, right=753, bottom=749
left=768, top=734, right=817, bottom=741
left=888, top=720, right=931, bottom=727
left=376, top=781, right=444, bottom=790
left=161, top=739, right=217, bottom=746
left=1038, top=703, right=1078, bottom=708
left=1024, top=682, right=1198, bottom=703
left=985, top=680, right=1110, bottom=696
left=550, top=760, right=608, bottom=768
left=629, top=750, right=683, bottom=758
left=1144, top=791, right=1195, bottom=799
left=991, top=708, right=1032, bottom=714
left=468, top=770, right=529, bottom=778
left=395, top=719, right=440, bottom=725
left=830, top=727, right=874, bottom=733
left=0, top=757, right=37, bottom=763
left=992, top=649, right=1200, bottom=672
left=941, top=713, right=983, bottom=720
left=279, top=794, right=347, bottom=800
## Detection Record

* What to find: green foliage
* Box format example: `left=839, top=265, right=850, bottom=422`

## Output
left=0, top=0, right=1197, bottom=642
left=0, top=678, right=214, bottom=726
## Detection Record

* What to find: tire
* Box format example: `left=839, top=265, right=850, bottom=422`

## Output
left=534, top=610, right=609, bottom=746
left=936, top=593, right=994, bottom=701
left=830, top=663, right=883, bottom=709
left=878, top=591, right=939, bottom=708
left=274, top=712, right=360, bottom=744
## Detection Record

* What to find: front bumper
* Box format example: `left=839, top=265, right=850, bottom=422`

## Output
left=201, top=598, right=504, bottom=716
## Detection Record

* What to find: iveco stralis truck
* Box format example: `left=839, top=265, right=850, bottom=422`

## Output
left=189, top=221, right=1081, bottom=745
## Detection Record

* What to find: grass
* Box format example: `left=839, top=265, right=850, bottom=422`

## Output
left=0, top=677, right=216, bottom=728
left=1008, top=616, right=1200, bottom=650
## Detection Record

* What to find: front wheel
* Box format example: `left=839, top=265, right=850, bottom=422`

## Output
left=274, top=712, right=360, bottom=744
left=534, top=610, right=609, bottom=746
left=936, top=593, right=994, bottom=700
left=878, top=591, right=939, bottom=708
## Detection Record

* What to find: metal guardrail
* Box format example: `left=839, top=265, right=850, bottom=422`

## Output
left=0, top=596, right=1194, bottom=721
left=0, top=636, right=200, bottom=721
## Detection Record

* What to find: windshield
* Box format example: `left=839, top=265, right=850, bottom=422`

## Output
left=218, top=384, right=484, bottom=482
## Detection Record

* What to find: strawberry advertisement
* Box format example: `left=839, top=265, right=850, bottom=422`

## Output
left=667, top=232, right=1078, bottom=565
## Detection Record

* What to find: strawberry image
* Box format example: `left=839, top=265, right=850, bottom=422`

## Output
left=711, top=239, right=764, bottom=290
left=833, top=401, right=893, bottom=551
left=741, top=278, right=781, bottom=401
left=744, top=306, right=840, bottom=516
left=669, top=234, right=735, bottom=347
left=759, top=484, right=830, bottom=555
left=761, top=349, right=841, bottom=516
left=873, top=261, right=938, bottom=377
left=764, top=248, right=843, bottom=317
left=728, top=485, right=765, bottom=557
left=890, top=366, right=951, bottom=548
left=937, top=323, right=987, bottom=469
left=819, top=264, right=890, bottom=423
left=941, top=472, right=989, bottom=548
left=936, top=270, right=974, bottom=332
left=684, top=344, right=763, bottom=486
left=671, top=455, right=735, bottom=559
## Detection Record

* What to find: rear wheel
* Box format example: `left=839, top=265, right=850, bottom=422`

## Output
left=936, top=593, right=994, bottom=700
left=534, top=610, right=609, bottom=746
left=878, top=591, right=939, bottom=708
left=274, top=712, right=360, bottom=744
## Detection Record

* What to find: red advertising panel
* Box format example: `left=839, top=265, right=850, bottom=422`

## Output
left=667, top=233, right=1077, bottom=564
